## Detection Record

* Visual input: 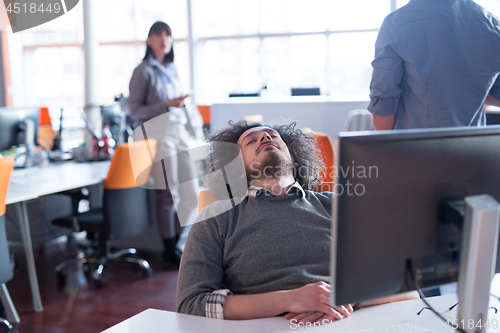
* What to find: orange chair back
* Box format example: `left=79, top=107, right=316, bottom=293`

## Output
left=39, top=107, right=51, bottom=125
left=0, top=157, right=14, bottom=216
left=197, top=105, right=211, bottom=126
left=104, top=139, right=157, bottom=190
left=198, top=189, right=217, bottom=212
left=314, top=132, right=335, bottom=184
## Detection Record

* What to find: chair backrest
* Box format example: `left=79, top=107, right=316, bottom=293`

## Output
left=37, top=107, right=56, bottom=151
left=344, top=109, right=375, bottom=131
left=199, top=189, right=217, bottom=213
left=0, top=157, right=14, bottom=216
left=104, top=139, right=157, bottom=190
left=314, top=131, right=335, bottom=184
left=0, top=157, right=14, bottom=284
left=197, top=105, right=211, bottom=126
left=103, top=140, right=157, bottom=240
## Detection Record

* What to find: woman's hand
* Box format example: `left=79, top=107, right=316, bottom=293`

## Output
left=165, top=95, right=187, bottom=108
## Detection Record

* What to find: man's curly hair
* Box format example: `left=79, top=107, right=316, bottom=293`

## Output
left=205, top=120, right=325, bottom=198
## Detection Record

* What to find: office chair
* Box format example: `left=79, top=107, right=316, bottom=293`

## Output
left=0, top=157, right=20, bottom=332
left=52, top=139, right=157, bottom=288
left=344, top=109, right=375, bottom=131
left=197, top=105, right=211, bottom=132
left=302, top=128, right=335, bottom=184
left=313, top=131, right=335, bottom=184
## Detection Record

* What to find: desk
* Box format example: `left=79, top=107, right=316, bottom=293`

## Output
left=6, top=161, right=110, bottom=312
left=98, top=296, right=474, bottom=333
left=102, top=275, right=500, bottom=333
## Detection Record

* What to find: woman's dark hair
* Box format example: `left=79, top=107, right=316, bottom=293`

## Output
left=205, top=120, right=325, bottom=198
left=143, top=21, right=174, bottom=64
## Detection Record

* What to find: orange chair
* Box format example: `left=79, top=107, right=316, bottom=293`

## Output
left=197, top=105, right=211, bottom=130
left=37, top=107, right=55, bottom=151
left=0, top=157, right=20, bottom=325
left=198, top=189, right=217, bottom=213
left=313, top=131, right=335, bottom=184
left=52, top=139, right=158, bottom=287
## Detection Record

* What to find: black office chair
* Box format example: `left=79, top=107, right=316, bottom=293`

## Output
left=0, top=157, right=19, bottom=333
left=52, top=139, right=157, bottom=288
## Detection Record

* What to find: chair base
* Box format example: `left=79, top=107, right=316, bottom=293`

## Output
left=55, top=244, right=153, bottom=288
left=1, top=317, right=18, bottom=333
left=0, top=284, right=19, bottom=325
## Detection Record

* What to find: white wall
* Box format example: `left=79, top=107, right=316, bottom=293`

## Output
left=211, top=97, right=370, bottom=140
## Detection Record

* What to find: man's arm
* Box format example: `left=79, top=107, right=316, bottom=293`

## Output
left=363, top=291, right=420, bottom=307
left=368, top=17, right=402, bottom=126
left=223, top=281, right=351, bottom=321
left=373, top=114, right=395, bottom=130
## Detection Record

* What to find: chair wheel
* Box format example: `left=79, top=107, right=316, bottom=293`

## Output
left=56, top=270, right=67, bottom=283
left=94, top=277, right=105, bottom=288
left=142, top=267, right=153, bottom=278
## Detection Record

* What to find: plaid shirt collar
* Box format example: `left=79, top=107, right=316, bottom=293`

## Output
left=247, top=181, right=305, bottom=198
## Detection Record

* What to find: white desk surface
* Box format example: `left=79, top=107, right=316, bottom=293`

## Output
left=102, top=275, right=500, bottom=333
left=6, top=161, right=110, bottom=204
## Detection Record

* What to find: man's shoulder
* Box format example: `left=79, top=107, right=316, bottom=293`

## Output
left=304, top=190, right=333, bottom=206
left=194, top=197, right=249, bottom=226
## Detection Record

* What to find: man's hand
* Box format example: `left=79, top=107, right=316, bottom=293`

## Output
left=165, top=96, right=187, bottom=108
left=223, top=281, right=352, bottom=321
left=283, top=281, right=352, bottom=323
left=284, top=306, right=353, bottom=326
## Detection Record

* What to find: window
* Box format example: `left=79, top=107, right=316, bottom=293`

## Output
left=8, top=0, right=500, bottom=110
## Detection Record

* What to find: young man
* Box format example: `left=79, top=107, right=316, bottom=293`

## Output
left=177, top=121, right=417, bottom=324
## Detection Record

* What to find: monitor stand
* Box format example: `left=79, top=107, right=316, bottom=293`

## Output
left=458, top=194, right=500, bottom=333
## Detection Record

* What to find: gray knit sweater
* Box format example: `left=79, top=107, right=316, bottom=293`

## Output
left=176, top=189, right=333, bottom=316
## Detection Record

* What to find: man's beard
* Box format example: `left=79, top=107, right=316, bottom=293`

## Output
left=246, top=149, right=294, bottom=182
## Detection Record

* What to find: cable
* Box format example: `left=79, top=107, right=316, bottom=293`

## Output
left=406, top=260, right=467, bottom=333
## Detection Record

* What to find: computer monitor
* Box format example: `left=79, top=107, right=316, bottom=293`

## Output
left=331, top=126, right=500, bottom=324
left=486, top=110, right=500, bottom=125
left=291, top=87, right=320, bottom=96
left=101, top=102, right=126, bottom=145
left=0, top=107, right=40, bottom=152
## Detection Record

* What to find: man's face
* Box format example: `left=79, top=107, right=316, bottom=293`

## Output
left=237, top=126, right=294, bottom=181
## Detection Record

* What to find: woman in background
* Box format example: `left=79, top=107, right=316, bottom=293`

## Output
left=129, top=21, right=198, bottom=267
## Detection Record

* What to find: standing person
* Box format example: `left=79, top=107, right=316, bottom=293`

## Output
left=368, top=0, right=500, bottom=130
left=129, top=21, right=199, bottom=267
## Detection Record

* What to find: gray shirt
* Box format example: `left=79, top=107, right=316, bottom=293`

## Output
left=368, top=0, right=500, bottom=129
left=176, top=188, right=333, bottom=317
left=128, top=56, right=184, bottom=126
